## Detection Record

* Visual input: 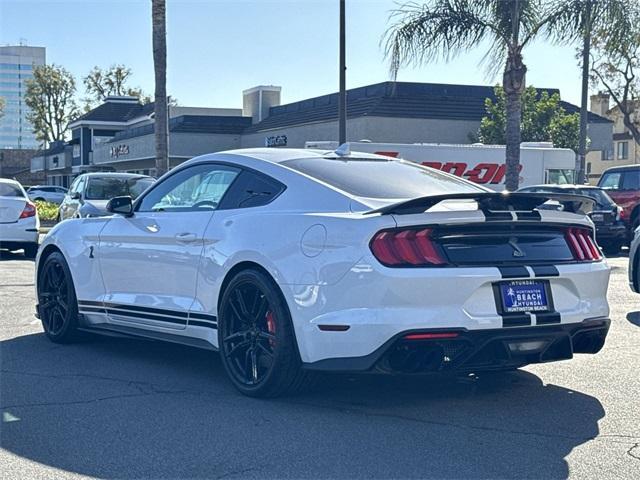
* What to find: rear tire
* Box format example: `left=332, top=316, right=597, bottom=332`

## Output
left=218, top=269, right=311, bottom=398
left=37, top=252, right=80, bottom=343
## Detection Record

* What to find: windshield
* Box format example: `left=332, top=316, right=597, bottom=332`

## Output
left=85, top=177, right=154, bottom=200
left=282, top=157, right=486, bottom=199
left=0, top=183, right=25, bottom=197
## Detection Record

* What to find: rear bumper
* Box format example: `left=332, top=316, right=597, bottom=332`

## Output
left=595, top=223, right=626, bottom=243
left=0, top=217, right=39, bottom=245
left=303, top=317, right=610, bottom=373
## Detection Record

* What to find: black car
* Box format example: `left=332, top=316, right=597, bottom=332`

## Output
left=518, top=184, right=626, bottom=255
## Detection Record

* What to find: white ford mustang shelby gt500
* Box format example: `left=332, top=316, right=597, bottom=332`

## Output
left=35, top=148, right=611, bottom=397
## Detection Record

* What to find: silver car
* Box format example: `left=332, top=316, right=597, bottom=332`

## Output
left=27, top=185, right=68, bottom=205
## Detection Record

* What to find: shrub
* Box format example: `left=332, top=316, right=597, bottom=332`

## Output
left=34, top=200, right=59, bottom=221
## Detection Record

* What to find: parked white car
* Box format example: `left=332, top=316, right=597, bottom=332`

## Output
left=27, top=185, right=68, bottom=205
left=1, top=178, right=40, bottom=258
left=35, top=148, right=610, bottom=397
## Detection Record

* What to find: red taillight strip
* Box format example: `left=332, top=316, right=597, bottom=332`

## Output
left=404, top=332, right=459, bottom=340
left=565, top=228, right=601, bottom=262
left=370, top=228, right=446, bottom=267
left=19, top=201, right=37, bottom=219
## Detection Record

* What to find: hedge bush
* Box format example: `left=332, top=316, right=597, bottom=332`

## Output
left=34, top=200, right=59, bottom=221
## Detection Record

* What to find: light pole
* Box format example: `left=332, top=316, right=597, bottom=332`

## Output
left=338, top=0, right=347, bottom=145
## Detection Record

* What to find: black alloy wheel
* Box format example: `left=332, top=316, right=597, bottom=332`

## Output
left=38, top=252, right=80, bottom=343
left=218, top=269, right=310, bottom=397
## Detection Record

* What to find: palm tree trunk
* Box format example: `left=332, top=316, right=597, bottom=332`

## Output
left=503, top=49, right=526, bottom=192
left=577, top=1, right=592, bottom=185
left=152, top=0, right=169, bottom=177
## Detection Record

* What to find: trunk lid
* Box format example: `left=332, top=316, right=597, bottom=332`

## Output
left=0, top=197, right=27, bottom=223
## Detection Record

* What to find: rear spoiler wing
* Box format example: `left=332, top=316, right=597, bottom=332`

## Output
left=364, top=192, right=596, bottom=216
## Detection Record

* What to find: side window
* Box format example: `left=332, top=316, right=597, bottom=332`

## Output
left=137, top=164, right=240, bottom=212
left=599, top=172, right=621, bottom=190
left=622, top=171, right=640, bottom=191
left=218, top=170, right=286, bottom=209
left=75, top=177, right=86, bottom=196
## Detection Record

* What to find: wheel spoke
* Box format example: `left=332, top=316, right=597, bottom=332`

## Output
left=257, top=331, right=275, bottom=342
left=256, top=342, right=273, bottom=358
left=250, top=347, right=258, bottom=383
left=235, top=289, right=250, bottom=318
left=223, top=330, right=250, bottom=344
left=253, top=295, right=268, bottom=323
left=225, top=339, right=251, bottom=358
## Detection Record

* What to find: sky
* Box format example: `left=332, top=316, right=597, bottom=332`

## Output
left=0, top=0, right=586, bottom=109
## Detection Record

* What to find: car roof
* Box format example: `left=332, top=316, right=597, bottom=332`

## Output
left=0, top=178, right=21, bottom=185
left=601, top=165, right=640, bottom=173
left=81, top=172, right=152, bottom=178
left=30, top=184, right=66, bottom=188
left=521, top=184, right=601, bottom=190
left=212, top=147, right=392, bottom=164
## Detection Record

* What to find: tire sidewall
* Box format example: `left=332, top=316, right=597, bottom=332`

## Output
left=38, top=252, right=79, bottom=342
left=218, top=269, right=298, bottom=396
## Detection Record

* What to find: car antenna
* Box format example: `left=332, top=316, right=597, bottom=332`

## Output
left=334, top=143, right=350, bottom=157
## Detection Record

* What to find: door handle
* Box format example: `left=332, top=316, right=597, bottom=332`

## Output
left=175, top=232, right=198, bottom=244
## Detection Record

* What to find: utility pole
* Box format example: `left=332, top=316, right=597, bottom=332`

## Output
left=338, top=0, right=347, bottom=145
left=577, top=1, right=592, bottom=185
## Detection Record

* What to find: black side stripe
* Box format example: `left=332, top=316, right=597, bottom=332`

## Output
left=530, top=265, right=560, bottom=277
left=189, top=320, right=218, bottom=329
left=107, top=308, right=187, bottom=325
left=497, top=266, right=530, bottom=279
left=189, top=312, right=218, bottom=322
left=77, top=300, right=217, bottom=329
left=78, top=300, right=104, bottom=307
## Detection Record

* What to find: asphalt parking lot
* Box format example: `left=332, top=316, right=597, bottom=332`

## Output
left=1, top=251, right=639, bottom=479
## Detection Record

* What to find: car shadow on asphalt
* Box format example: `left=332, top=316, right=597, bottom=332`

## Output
left=1, top=332, right=605, bottom=479
left=626, top=311, right=640, bottom=327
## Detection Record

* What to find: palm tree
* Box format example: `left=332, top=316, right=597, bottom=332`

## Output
left=152, top=0, right=169, bottom=177
left=385, top=1, right=566, bottom=191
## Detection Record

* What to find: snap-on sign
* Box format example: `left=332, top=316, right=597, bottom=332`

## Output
left=373, top=151, right=522, bottom=185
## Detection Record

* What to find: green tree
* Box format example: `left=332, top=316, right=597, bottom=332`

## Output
left=152, top=0, right=169, bottom=177
left=479, top=86, right=581, bottom=151
left=24, top=64, right=79, bottom=145
left=547, top=0, right=635, bottom=183
left=83, top=65, right=150, bottom=110
left=385, top=1, right=571, bottom=191
left=589, top=12, right=640, bottom=146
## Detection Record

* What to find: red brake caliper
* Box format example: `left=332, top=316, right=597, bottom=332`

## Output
left=265, top=311, right=276, bottom=348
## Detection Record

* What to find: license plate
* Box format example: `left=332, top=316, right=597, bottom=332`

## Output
left=499, top=280, right=549, bottom=313
left=591, top=213, right=604, bottom=222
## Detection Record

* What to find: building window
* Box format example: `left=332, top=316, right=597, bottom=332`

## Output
left=617, top=141, right=629, bottom=160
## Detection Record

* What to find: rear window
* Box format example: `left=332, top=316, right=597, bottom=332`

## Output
left=282, top=158, right=485, bottom=199
left=576, top=188, right=615, bottom=207
left=0, top=183, right=24, bottom=197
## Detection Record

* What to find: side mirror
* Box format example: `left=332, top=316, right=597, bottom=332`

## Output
left=70, top=191, right=81, bottom=200
left=106, top=196, right=134, bottom=216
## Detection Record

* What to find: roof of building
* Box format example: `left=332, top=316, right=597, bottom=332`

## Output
left=32, top=141, right=67, bottom=157
left=73, top=101, right=155, bottom=124
left=109, top=115, right=253, bottom=142
left=245, top=81, right=612, bottom=133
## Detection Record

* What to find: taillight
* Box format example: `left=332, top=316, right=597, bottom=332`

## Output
left=370, top=228, right=447, bottom=267
left=565, top=228, right=602, bottom=262
left=19, top=201, right=37, bottom=219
